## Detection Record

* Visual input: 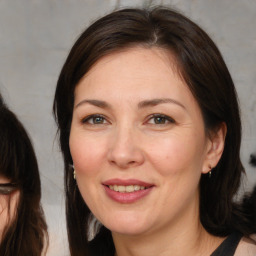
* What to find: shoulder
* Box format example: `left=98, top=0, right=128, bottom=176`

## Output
left=234, top=234, right=256, bottom=256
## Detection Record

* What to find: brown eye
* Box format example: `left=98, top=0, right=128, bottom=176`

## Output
left=92, top=116, right=105, bottom=124
left=154, top=116, right=167, bottom=124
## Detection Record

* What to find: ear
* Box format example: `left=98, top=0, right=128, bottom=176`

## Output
left=202, top=122, right=227, bottom=174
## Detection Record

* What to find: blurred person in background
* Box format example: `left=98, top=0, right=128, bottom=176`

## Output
left=0, top=94, right=48, bottom=255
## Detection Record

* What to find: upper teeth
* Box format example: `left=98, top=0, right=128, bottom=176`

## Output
left=109, top=185, right=146, bottom=193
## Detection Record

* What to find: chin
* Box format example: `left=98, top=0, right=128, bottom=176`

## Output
left=103, top=215, right=152, bottom=236
left=110, top=225, right=149, bottom=236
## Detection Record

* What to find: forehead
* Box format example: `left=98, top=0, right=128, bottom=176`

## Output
left=84, top=46, right=180, bottom=77
left=75, top=47, right=188, bottom=98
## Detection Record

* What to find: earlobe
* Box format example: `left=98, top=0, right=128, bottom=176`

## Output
left=202, top=122, right=227, bottom=174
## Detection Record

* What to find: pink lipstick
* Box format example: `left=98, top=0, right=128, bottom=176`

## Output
left=102, top=179, right=154, bottom=204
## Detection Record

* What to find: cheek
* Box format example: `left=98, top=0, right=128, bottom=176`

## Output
left=69, top=134, right=106, bottom=212
left=69, top=134, right=107, bottom=177
left=0, top=192, right=19, bottom=239
left=147, top=133, right=205, bottom=177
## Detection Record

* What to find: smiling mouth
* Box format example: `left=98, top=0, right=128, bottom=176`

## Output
left=103, top=180, right=154, bottom=203
left=107, top=185, right=150, bottom=193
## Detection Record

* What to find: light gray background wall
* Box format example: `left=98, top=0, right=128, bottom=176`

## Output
left=0, top=0, right=255, bottom=255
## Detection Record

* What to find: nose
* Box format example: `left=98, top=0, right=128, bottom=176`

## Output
left=107, top=126, right=145, bottom=169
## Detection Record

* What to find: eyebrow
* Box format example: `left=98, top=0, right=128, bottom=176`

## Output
left=75, top=99, right=111, bottom=109
left=75, top=98, right=186, bottom=110
left=138, top=98, right=186, bottom=110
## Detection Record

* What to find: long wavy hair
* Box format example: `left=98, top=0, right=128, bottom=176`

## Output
left=0, top=95, right=48, bottom=256
left=53, top=7, right=255, bottom=256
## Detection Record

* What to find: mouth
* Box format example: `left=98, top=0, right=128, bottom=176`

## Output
left=106, top=184, right=150, bottom=193
left=102, top=179, right=154, bottom=203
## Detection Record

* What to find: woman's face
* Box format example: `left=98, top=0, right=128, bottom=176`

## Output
left=0, top=176, right=19, bottom=240
left=69, top=47, right=214, bottom=236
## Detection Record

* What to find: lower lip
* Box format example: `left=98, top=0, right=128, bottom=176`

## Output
left=103, top=185, right=154, bottom=204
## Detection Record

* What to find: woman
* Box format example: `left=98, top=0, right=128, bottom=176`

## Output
left=0, top=94, right=48, bottom=255
left=53, top=7, right=256, bottom=256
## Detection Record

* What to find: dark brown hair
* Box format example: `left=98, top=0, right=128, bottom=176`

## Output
left=0, top=96, right=48, bottom=255
left=53, top=7, right=255, bottom=256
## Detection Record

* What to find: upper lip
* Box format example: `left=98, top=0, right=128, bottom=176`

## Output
left=102, top=179, right=154, bottom=187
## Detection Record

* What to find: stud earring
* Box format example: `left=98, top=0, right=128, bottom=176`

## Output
left=70, top=164, right=76, bottom=180
left=208, top=165, right=212, bottom=178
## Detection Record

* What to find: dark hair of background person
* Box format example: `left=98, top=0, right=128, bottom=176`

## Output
left=53, top=7, right=256, bottom=256
left=0, top=95, right=48, bottom=256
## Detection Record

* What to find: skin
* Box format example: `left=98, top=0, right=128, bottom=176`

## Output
left=0, top=176, right=19, bottom=241
left=69, top=47, right=226, bottom=256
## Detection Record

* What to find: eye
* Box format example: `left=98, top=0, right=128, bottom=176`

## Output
left=82, top=114, right=108, bottom=125
left=147, top=114, right=175, bottom=125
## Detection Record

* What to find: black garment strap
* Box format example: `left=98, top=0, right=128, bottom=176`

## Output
left=210, top=232, right=243, bottom=256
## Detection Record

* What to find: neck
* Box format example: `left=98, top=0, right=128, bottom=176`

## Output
left=113, top=225, right=223, bottom=256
